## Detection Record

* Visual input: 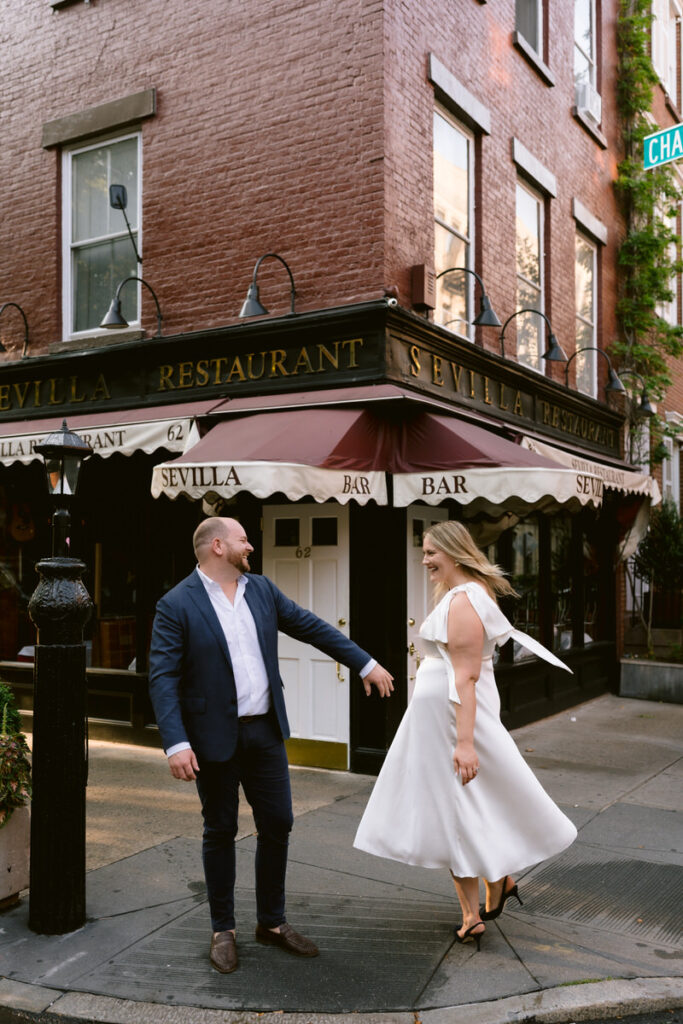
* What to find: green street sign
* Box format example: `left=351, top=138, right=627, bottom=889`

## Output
left=643, top=123, right=683, bottom=169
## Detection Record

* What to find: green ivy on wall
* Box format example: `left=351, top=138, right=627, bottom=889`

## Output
left=614, top=0, right=683, bottom=465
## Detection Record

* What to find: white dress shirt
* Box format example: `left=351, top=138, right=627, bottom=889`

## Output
left=165, top=568, right=376, bottom=757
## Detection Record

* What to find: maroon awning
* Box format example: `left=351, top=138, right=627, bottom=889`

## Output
left=152, top=403, right=603, bottom=515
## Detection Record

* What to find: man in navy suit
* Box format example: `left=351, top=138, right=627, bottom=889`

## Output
left=149, top=516, right=394, bottom=974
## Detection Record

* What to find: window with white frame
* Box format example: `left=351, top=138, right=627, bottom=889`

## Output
left=433, top=110, right=474, bottom=338
left=574, top=233, right=598, bottom=397
left=62, top=133, right=141, bottom=336
left=516, top=0, right=543, bottom=54
left=662, top=435, right=681, bottom=508
left=515, top=181, right=544, bottom=371
left=626, top=419, right=651, bottom=470
left=652, top=0, right=682, bottom=104
left=574, top=0, right=602, bottom=121
left=655, top=196, right=680, bottom=326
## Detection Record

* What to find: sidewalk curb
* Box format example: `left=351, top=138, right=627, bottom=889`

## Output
left=2, top=975, right=682, bottom=1024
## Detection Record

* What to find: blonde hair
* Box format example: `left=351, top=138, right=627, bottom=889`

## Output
left=424, top=521, right=518, bottom=602
left=192, top=516, right=231, bottom=560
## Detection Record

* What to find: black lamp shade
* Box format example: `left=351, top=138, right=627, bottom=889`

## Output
left=239, top=282, right=268, bottom=318
left=473, top=295, right=502, bottom=327
left=100, top=296, right=129, bottom=329
left=542, top=333, right=568, bottom=362
left=606, top=366, right=626, bottom=392
left=34, top=420, right=93, bottom=498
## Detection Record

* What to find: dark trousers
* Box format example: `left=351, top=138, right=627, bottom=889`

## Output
left=195, top=713, right=293, bottom=932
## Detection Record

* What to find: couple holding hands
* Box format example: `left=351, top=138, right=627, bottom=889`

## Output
left=149, top=517, right=575, bottom=974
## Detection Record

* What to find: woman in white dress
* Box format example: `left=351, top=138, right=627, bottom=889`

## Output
left=354, top=521, right=577, bottom=950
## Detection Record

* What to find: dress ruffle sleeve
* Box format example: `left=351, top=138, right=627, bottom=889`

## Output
left=419, top=582, right=571, bottom=705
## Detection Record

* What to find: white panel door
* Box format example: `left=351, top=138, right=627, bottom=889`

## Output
left=263, top=505, right=350, bottom=746
left=406, top=506, right=448, bottom=702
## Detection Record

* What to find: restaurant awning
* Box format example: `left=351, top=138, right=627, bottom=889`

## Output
left=520, top=435, right=661, bottom=503
left=151, top=401, right=604, bottom=516
left=0, top=401, right=218, bottom=465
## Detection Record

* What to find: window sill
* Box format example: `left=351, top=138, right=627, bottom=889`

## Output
left=512, top=31, right=555, bottom=87
left=49, top=329, right=144, bottom=353
left=572, top=107, right=608, bottom=149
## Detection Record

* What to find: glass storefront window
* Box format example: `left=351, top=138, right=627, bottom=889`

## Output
left=509, top=519, right=540, bottom=659
left=550, top=515, right=573, bottom=651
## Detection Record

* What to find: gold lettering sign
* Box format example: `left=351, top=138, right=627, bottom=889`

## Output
left=155, top=340, right=365, bottom=392
left=403, top=343, right=616, bottom=451
left=0, top=374, right=112, bottom=413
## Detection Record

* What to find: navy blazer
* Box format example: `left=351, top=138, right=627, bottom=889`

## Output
left=148, top=570, right=372, bottom=762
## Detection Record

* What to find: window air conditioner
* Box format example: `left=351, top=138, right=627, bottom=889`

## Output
left=575, top=81, right=602, bottom=124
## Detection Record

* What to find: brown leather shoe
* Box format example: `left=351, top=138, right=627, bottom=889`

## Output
left=255, top=922, right=319, bottom=957
left=210, top=930, right=238, bottom=973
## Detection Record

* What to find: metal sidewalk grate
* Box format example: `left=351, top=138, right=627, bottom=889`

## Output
left=78, top=889, right=458, bottom=1012
left=517, top=845, right=683, bottom=946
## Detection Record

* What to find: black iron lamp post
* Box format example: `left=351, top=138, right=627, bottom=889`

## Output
left=27, top=420, right=93, bottom=934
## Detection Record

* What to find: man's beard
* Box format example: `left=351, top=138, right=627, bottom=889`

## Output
left=228, top=550, right=250, bottom=572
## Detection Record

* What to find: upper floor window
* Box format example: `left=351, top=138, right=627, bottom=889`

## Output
left=652, top=0, right=682, bottom=105
left=515, top=181, right=544, bottom=371
left=516, top=0, right=543, bottom=54
left=655, top=195, right=681, bottom=326
left=574, top=0, right=602, bottom=123
left=662, top=435, right=681, bottom=508
left=433, top=110, right=474, bottom=339
left=574, top=233, right=598, bottom=397
left=62, top=133, right=141, bottom=336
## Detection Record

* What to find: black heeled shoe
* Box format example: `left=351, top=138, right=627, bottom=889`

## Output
left=480, top=878, right=523, bottom=921
left=453, top=921, right=485, bottom=951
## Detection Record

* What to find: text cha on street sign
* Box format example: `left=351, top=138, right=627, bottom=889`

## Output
left=643, top=123, right=683, bottom=169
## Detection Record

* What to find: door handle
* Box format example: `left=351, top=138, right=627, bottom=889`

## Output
left=336, top=662, right=344, bottom=682
left=338, top=618, right=347, bottom=626
left=408, top=617, right=415, bottom=626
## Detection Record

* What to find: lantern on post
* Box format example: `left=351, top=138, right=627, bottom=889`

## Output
left=27, top=420, right=93, bottom=934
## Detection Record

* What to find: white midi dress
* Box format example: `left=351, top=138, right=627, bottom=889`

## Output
left=354, top=582, right=577, bottom=879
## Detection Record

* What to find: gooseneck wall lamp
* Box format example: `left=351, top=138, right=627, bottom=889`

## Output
left=617, top=368, right=655, bottom=417
left=499, top=308, right=567, bottom=362
left=435, top=267, right=502, bottom=327
left=100, top=276, right=163, bottom=337
left=239, top=253, right=297, bottom=318
left=564, top=346, right=625, bottom=395
left=0, top=302, right=29, bottom=358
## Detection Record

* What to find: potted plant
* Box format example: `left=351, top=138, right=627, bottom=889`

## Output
left=0, top=682, right=31, bottom=907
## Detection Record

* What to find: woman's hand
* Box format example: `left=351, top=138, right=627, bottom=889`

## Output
left=453, top=741, right=479, bottom=786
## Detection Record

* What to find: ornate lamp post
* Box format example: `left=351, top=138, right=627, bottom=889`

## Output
left=27, top=420, right=93, bottom=934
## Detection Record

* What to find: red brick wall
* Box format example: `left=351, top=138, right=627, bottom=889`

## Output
left=0, top=0, right=675, bottom=435
left=381, top=0, right=624, bottom=390
left=1, top=0, right=387, bottom=347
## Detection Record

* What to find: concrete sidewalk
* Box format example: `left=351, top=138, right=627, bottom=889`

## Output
left=0, top=693, right=681, bottom=1024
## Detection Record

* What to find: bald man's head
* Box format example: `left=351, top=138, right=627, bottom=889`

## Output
left=192, top=517, right=239, bottom=560
left=192, top=517, right=253, bottom=575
